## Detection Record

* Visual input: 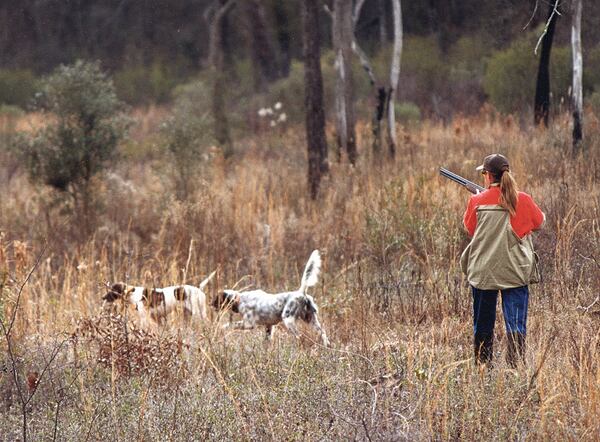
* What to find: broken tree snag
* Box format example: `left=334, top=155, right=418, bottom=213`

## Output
left=302, top=0, right=328, bottom=199
left=534, top=0, right=559, bottom=127
left=205, top=0, right=237, bottom=157
left=387, top=0, right=403, bottom=158
left=332, top=0, right=357, bottom=165
left=571, top=0, right=583, bottom=149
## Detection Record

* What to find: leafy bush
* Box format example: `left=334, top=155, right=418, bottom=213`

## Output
left=589, top=90, right=600, bottom=116
left=393, top=36, right=449, bottom=107
left=161, top=79, right=213, bottom=200
left=18, top=60, right=129, bottom=233
left=114, top=61, right=180, bottom=105
left=0, top=69, right=37, bottom=108
left=483, top=32, right=571, bottom=113
left=395, top=101, right=421, bottom=124
left=583, top=46, right=600, bottom=94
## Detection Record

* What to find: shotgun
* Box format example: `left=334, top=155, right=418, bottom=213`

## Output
left=439, top=167, right=485, bottom=194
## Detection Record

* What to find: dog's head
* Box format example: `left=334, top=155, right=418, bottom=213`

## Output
left=212, top=289, right=240, bottom=313
left=103, top=282, right=132, bottom=303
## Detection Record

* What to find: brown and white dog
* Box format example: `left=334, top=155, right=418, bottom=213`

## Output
left=103, top=271, right=216, bottom=325
left=212, top=250, right=329, bottom=345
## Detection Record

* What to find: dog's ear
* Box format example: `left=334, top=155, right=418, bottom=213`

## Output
left=103, top=282, right=126, bottom=302
left=223, top=290, right=240, bottom=313
left=102, top=291, right=117, bottom=302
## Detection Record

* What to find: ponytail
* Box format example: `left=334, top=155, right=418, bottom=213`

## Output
left=498, top=171, right=518, bottom=216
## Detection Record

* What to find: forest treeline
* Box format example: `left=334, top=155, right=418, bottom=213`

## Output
left=2, top=0, right=600, bottom=116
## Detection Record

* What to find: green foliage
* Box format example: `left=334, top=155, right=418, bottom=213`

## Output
left=589, top=91, right=600, bottom=116
left=584, top=46, right=600, bottom=94
left=20, top=60, right=128, bottom=194
left=0, top=69, right=37, bottom=108
left=447, top=36, right=490, bottom=84
left=114, top=61, right=180, bottom=105
left=395, top=101, right=421, bottom=124
left=483, top=32, right=571, bottom=113
left=161, top=79, right=213, bottom=200
left=395, top=36, right=449, bottom=103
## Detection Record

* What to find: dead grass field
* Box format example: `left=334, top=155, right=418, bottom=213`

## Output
left=1, top=108, right=600, bottom=440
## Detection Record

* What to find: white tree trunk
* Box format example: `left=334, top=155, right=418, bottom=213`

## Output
left=571, top=0, right=583, bottom=148
left=387, top=0, right=402, bottom=157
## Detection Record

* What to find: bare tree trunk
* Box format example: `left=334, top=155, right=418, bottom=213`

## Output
left=272, top=1, right=291, bottom=77
left=387, top=0, right=402, bottom=158
left=302, top=0, right=328, bottom=199
left=378, top=0, right=387, bottom=44
left=534, top=0, right=559, bottom=127
left=206, top=0, right=236, bottom=157
left=571, top=0, right=583, bottom=149
left=244, top=0, right=279, bottom=91
left=332, top=0, right=357, bottom=165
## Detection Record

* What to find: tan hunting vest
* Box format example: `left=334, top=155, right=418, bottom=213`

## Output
left=461, top=205, right=540, bottom=290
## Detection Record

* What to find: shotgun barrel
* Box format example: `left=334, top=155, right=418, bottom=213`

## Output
left=439, top=167, right=485, bottom=194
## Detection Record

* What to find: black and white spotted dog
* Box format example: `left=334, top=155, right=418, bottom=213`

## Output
left=212, top=250, right=329, bottom=346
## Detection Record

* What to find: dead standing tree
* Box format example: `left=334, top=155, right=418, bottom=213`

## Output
left=533, top=0, right=560, bottom=127
left=243, top=0, right=280, bottom=92
left=302, top=0, right=329, bottom=199
left=571, top=0, right=583, bottom=149
left=332, top=0, right=357, bottom=165
left=352, top=0, right=403, bottom=159
left=205, top=0, right=237, bottom=158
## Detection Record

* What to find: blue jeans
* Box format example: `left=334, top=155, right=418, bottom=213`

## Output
left=472, top=285, right=529, bottom=364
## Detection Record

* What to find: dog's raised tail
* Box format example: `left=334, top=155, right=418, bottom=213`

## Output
left=299, top=250, right=321, bottom=293
left=199, top=270, right=217, bottom=291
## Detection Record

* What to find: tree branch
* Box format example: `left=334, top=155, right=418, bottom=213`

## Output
left=353, top=0, right=367, bottom=27
left=534, top=0, right=561, bottom=55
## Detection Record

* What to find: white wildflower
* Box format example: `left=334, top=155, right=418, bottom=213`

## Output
left=270, top=120, right=277, bottom=127
left=278, top=113, right=287, bottom=123
left=258, top=108, right=268, bottom=117
left=274, top=102, right=282, bottom=110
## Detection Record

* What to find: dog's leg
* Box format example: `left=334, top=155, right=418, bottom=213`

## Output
left=309, top=314, right=329, bottom=346
left=265, top=325, right=274, bottom=341
left=282, top=316, right=300, bottom=338
left=225, top=313, right=256, bottom=330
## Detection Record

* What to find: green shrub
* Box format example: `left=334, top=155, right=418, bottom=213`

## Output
left=394, top=36, right=448, bottom=105
left=114, top=61, right=180, bottom=105
left=583, top=46, right=600, bottom=94
left=161, top=79, right=213, bottom=200
left=18, top=60, right=129, bottom=233
left=589, top=90, right=600, bottom=116
left=0, top=69, right=38, bottom=108
left=395, top=101, right=421, bottom=124
left=483, top=31, right=571, bottom=113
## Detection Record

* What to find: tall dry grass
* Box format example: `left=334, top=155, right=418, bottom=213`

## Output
left=1, top=107, right=600, bottom=440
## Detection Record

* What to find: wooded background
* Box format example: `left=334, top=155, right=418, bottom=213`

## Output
left=2, top=0, right=600, bottom=114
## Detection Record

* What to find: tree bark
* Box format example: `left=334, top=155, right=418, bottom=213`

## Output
left=302, top=0, right=328, bottom=199
left=571, top=0, right=583, bottom=149
left=332, top=0, right=357, bottom=165
left=244, top=0, right=279, bottom=91
left=387, top=0, right=403, bottom=158
left=378, top=0, right=387, bottom=44
left=534, top=0, right=559, bottom=127
left=206, top=0, right=236, bottom=157
left=272, top=1, right=291, bottom=77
